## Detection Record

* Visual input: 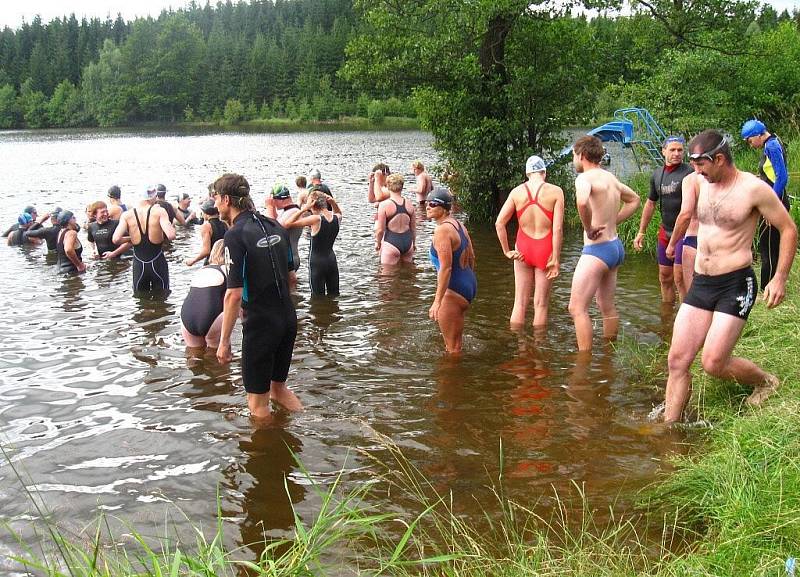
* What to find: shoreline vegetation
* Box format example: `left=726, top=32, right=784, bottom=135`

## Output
left=5, top=265, right=799, bottom=575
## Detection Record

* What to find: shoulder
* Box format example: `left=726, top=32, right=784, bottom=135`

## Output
left=542, top=182, right=564, bottom=198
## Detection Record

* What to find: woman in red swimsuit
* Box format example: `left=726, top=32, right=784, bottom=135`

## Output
left=495, top=155, right=565, bottom=328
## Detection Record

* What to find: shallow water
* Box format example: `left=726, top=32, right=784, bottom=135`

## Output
left=0, top=128, right=684, bottom=564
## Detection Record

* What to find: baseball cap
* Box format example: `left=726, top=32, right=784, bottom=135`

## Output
left=107, top=185, right=121, bottom=199
left=741, top=119, right=766, bottom=139
left=272, top=184, right=291, bottom=199
left=525, top=155, right=547, bottom=174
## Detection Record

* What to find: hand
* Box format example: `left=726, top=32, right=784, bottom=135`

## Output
left=375, top=242, right=381, bottom=252
left=763, top=278, right=786, bottom=308
left=264, top=196, right=274, bottom=208
left=429, top=301, right=440, bottom=321
left=586, top=225, right=605, bottom=241
left=504, top=249, right=523, bottom=261
left=184, top=258, right=194, bottom=266
left=93, top=253, right=102, bottom=260
left=77, top=263, right=87, bottom=273
left=217, top=340, right=232, bottom=364
left=368, top=172, right=375, bottom=184
left=665, top=244, right=675, bottom=260
left=546, top=257, right=560, bottom=280
left=101, top=251, right=113, bottom=260
left=633, top=232, right=645, bottom=251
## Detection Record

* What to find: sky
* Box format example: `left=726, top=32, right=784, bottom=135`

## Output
left=0, top=0, right=798, bottom=28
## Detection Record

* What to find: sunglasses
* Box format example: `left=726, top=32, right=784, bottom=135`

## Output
left=688, top=137, right=728, bottom=162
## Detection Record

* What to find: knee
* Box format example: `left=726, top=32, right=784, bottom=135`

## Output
left=658, top=268, right=673, bottom=284
left=667, top=348, right=693, bottom=374
left=701, top=352, right=728, bottom=377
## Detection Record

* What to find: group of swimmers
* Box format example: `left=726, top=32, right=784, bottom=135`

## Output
left=5, top=131, right=797, bottom=425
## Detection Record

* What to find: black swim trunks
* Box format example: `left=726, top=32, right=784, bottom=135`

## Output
left=683, top=266, right=757, bottom=319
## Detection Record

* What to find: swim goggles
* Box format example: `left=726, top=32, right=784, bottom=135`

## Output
left=688, top=137, right=728, bottom=162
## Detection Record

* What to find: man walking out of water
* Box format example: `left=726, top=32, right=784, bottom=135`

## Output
left=411, top=160, right=433, bottom=207
left=213, top=173, right=302, bottom=422
left=633, top=136, right=694, bottom=302
left=663, top=130, right=797, bottom=423
left=568, top=135, right=640, bottom=351
left=113, top=186, right=176, bottom=294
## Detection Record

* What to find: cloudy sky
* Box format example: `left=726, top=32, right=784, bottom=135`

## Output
left=0, top=0, right=798, bottom=28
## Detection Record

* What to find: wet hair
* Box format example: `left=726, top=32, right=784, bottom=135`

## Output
left=411, top=160, right=424, bottom=171
left=89, top=200, right=108, bottom=216
left=295, top=175, right=307, bottom=188
left=386, top=173, right=404, bottom=192
left=573, top=135, right=605, bottom=164
left=372, top=162, right=390, bottom=175
left=213, top=173, right=254, bottom=210
left=209, top=239, right=225, bottom=266
left=688, top=129, right=732, bottom=164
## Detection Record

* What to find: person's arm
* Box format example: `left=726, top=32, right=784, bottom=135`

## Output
left=64, top=230, right=86, bottom=273
left=372, top=172, right=390, bottom=203
left=633, top=200, right=656, bottom=251
left=575, top=174, right=603, bottom=240
left=159, top=207, right=177, bottom=241
left=264, top=196, right=278, bottom=219
left=367, top=171, right=377, bottom=203
left=765, top=139, right=789, bottom=197
left=547, top=187, right=565, bottom=279
left=494, top=192, right=523, bottom=260
left=375, top=202, right=386, bottom=252
left=217, top=288, right=242, bottom=363
left=429, top=227, right=454, bottom=322
left=102, top=241, right=131, bottom=259
left=282, top=203, right=318, bottom=229
left=173, top=204, right=186, bottom=225
left=185, top=222, right=212, bottom=266
left=666, top=173, right=698, bottom=259
left=756, top=182, right=798, bottom=308
left=616, top=182, right=641, bottom=224
left=327, top=195, right=342, bottom=220
left=112, top=216, right=128, bottom=245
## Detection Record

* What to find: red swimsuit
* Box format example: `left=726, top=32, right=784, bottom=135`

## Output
left=514, top=182, right=554, bottom=271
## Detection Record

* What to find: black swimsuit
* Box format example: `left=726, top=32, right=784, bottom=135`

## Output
left=56, top=229, right=83, bottom=274
left=204, top=217, right=228, bottom=265
left=132, top=206, right=170, bottom=293
left=180, top=265, right=227, bottom=336
left=308, top=214, right=340, bottom=295
left=383, top=199, right=413, bottom=255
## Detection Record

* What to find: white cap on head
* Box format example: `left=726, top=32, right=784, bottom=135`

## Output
left=525, top=155, right=547, bottom=174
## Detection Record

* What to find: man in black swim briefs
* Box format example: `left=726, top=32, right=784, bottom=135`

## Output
left=213, top=173, right=303, bottom=422
left=663, top=130, right=797, bottom=423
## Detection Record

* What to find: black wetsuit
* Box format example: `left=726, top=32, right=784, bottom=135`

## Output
left=7, top=226, right=30, bottom=246
left=383, top=200, right=413, bottom=254
left=56, top=229, right=83, bottom=274
left=26, top=224, right=60, bottom=251
left=157, top=200, right=177, bottom=224
left=309, top=214, right=340, bottom=296
left=88, top=219, right=125, bottom=257
left=132, top=206, right=170, bottom=293
left=649, top=163, right=694, bottom=237
left=204, top=217, right=228, bottom=265
left=180, top=265, right=227, bottom=336
left=225, top=210, right=296, bottom=393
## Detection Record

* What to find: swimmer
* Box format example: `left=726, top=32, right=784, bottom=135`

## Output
left=176, top=193, right=201, bottom=225
left=264, top=184, right=302, bottom=286
left=181, top=239, right=229, bottom=349
left=25, top=207, right=63, bottom=251
left=666, top=172, right=703, bottom=293
left=295, top=175, right=309, bottom=207
left=375, top=173, right=416, bottom=265
left=411, top=160, right=433, bottom=207
left=185, top=199, right=228, bottom=266
left=107, top=185, right=127, bottom=220
left=213, top=173, right=302, bottom=421
left=663, top=130, right=797, bottom=423
left=282, top=189, right=342, bottom=296
left=155, top=183, right=180, bottom=224
left=7, top=210, right=46, bottom=247
left=113, top=185, right=176, bottom=294
left=55, top=211, right=86, bottom=274
left=87, top=201, right=131, bottom=259
left=633, top=136, right=694, bottom=302
left=568, top=135, right=641, bottom=351
left=495, top=155, right=565, bottom=328
left=367, top=163, right=391, bottom=204
left=426, top=188, right=477, bottom=354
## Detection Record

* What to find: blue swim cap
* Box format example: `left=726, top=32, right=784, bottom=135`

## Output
left=17, top=212, right=33, bottom=226
left=741, top=119, right=766, bottom=139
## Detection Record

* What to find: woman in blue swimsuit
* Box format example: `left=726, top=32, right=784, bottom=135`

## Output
left=426, top=188, right=477, bottom=354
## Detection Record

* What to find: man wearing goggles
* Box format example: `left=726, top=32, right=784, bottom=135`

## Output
left=663, top=130, right=797, bottom=423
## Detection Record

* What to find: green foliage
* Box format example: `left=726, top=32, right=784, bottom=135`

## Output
left=47, top=80, right=84, bottom=127
left=19, top=79, right=49, bottom=128
left=81, top=39, right=129, bottom=127
left=0, top=84, right=21, bottom=128
left=366, top=99, right=385, bottom=124
left=222, top=98, right=245, bottom=125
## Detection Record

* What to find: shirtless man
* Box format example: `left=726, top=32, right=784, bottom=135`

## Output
left=495, top=155, right=565, bottom=328
left=568, top=135, right=641, bottom=351
left=113, top=186, right=176, bottom=294
left=663, top=130, right=797, bottom=423
left=107, top=185, right=127, bottom=220
left=411, top=160, right=433, bottom=207
left=375, top=173, right=416, bottom=264
left=666, top=171, right=703, bottom=292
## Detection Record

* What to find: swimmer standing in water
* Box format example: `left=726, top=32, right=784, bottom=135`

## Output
left=375, top=173, right=416, bottom=265
left=181, top=240, right=229, bottom=350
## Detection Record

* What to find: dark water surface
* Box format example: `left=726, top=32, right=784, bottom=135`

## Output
left=0, top=128, right=683, bottom=564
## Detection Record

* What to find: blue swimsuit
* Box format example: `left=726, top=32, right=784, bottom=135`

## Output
left=582, top=237, right=625, bottom=269
left=430, top=221, right=477, bottom=303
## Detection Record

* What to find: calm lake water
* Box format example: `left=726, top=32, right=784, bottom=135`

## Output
left=0, top=128, right=686, bottom=565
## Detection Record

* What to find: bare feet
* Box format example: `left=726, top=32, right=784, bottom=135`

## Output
left=745, top=373, right=780, bottom=406
left=270, top=382, right=304, bottom=412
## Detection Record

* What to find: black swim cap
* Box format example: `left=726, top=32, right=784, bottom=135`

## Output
left=52, top=207, right=63, bottom=219
left=107, top=185, right=121, bottom=199
left=426, top=188, right=453, bottom=209
left=201, top=199, right=218, bottom=216
left=24, top=205, right=36, bottom=215
left=57, top=210, right=75, bottom=227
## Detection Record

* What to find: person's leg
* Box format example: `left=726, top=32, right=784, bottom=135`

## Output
left=673, top=236, right=686, bottom=298
left=270, top=381, right=303, bottom=411
left=682, top=245, right=696, bottom=295
left=380, top=241, right=402, bottom=265
left=328, top=256, right=340, bottom=296
left=269, top=310, right=303, bottom=411
left=510, top=259, right=533, bottom=326
left=181, top=322, right=208, bottom=349
left=437, top=290, right=469, bottom=354
left=204, top=313, right=224, bottom=349
left=247, top=392, right=272, bottom=419
left=568, top=254, right=606, bottom=351
left=594, top=266, right=620, bottom=342
left=665, top=304, right=713, bottom=422
left=658, top=264, right=675, bottom=303
left=759, top=222, right=780, bottom=288
left=700, top=312, right=779, bottom=405
left=531, top=267, right=553, bottom=328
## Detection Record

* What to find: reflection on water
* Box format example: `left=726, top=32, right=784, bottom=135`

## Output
left=0, top=128, right=688, bottom=564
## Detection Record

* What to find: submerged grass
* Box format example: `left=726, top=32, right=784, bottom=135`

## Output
left=4, top=271, right=800, bottom=575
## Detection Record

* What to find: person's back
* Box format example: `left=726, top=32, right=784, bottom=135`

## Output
left=578, top=168, right=625, bottom=244
left=511, top=181, right=558, bottom=239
